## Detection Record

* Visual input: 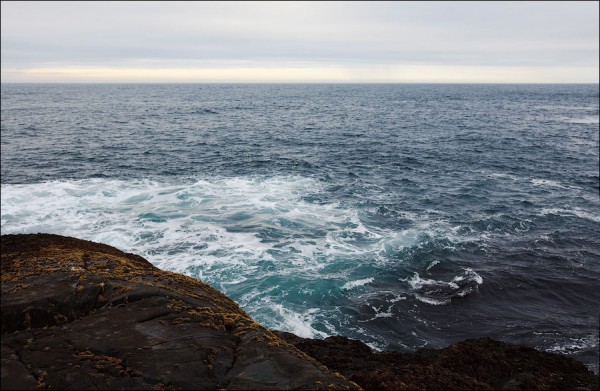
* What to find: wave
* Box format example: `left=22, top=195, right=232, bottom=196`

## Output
left=540, top=207, right=600, bottom=223
left=1, top=176, right=488, bottom=277
left=407, top=268, right=483, bottom=305
left=562, top=116, right=599, bottom=124
left=342, top=277, right=374, bottom=290
left=266, top=304, right=330, bottom=339
left=0, top=175, right=487, bottom=337
left=530, top=178, right=581, bottom=190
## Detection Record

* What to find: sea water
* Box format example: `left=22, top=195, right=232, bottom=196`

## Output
left=1, top=83, right=598, bottom=372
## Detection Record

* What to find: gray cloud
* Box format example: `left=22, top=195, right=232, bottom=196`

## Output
left=1, top=1, right=598, bottom=81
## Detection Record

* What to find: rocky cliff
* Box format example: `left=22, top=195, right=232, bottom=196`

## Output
left=1, top=234, right=597, bottom=390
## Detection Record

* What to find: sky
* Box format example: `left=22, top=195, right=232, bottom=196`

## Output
left=1, top=1, right=598, bottom=83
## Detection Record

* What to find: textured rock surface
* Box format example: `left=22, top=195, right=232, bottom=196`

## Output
left=1, top=234, right=359, bottom=390
left=2, top=233, right=598, bottom=391
left=274, top=331, right=599, bottom=390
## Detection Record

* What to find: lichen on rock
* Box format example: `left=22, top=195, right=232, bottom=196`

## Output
left=1, top=233, right=359, bottom=390
left=2, top=233, right=597, bottom=390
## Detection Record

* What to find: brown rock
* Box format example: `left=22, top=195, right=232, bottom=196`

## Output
left=1, top=233, right=360, bottom=390
left=4, top=233, right=597, bottom=390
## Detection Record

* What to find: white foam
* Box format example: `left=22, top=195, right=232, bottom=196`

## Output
left=370, top=305, right=394, bottom=318
left=571, top=208, right=600, bottom=223
left=544, top=334, right=598, bottom=355
left=1, top=176, right=476, bottom=271
left=425, top=260, right=440, bottom=271
left=0, top=175, right=487, bottom=339
left=239, top=285, right=281, bottom=305
left=270, top=304, right=329, bottom=339
left=342, top=277, right=374, bottom=290
left=1, top=176, right=420, bottom=297
left=564, top=116, right=599, bottom=124
left=1, top=177, right=350, bottom=267
left=453, top=268, right=483, bottom=285
left=407, top=268, right=483, bottom=305
left=414, top=294, right=447, bottom=306
left=379, top=229, right=420, bottom=255
left=358, top=291, right=406, bottom=322
left=408, top=273, right=457, bottom=290
left=530, top=178, right=579, bottom=190
left=540, top=207, right=600, bottom=223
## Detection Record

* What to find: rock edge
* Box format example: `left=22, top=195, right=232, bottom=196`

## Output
left=1, top=233, right=359, bottom=390
left=2, top=233, right=598, bottom=390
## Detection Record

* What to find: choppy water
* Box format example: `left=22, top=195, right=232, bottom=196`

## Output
left=1, top=83, right=599, bottom=372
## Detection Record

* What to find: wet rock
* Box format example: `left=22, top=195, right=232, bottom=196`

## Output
left=1, top=234, right=359, bottom=390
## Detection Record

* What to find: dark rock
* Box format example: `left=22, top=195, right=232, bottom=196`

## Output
left=3, top=233, right=597, bottom=390
left=274, top=332, right=599, bottom=390
left=1, top=234, right=360, bottom=390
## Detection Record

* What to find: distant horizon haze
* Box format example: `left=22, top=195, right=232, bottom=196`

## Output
left=1, top=2, right=598, bottom=83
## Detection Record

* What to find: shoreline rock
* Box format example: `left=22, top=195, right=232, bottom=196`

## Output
left=1, top=233, right=598, bottom=390
left=274, top=331, right=599, bottom=390
left=1, top=233, right=358, bottom=390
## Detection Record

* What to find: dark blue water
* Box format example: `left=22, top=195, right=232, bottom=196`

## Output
left=2, top=83, right=599, bottom=372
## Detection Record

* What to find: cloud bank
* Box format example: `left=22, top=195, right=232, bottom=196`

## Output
left=2, top=1, right=598, bottom=83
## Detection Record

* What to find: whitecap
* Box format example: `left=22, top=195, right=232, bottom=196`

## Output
left=544, top=334, right=598, bottom=357
left=370, top=305, right=394, bottom=318
left=342, top=277, right=374, bottom=290
left=540, top=207, right=600, bottom=223
left=564, top=116, right=599, bottom=124
left=530, top=178, right=571, bottom=189
left=407, top=268, right=483, bottom=305
left=270, top=304, right=329, bottom=339
left=571, top=208, right=600, bottom=223
left=425, top=260, right=440, bottom=271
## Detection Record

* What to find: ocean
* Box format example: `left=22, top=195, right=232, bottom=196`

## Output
left=1, top=83, right=598, bottom=372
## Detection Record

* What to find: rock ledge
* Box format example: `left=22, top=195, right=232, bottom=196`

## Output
left=1, top=234, right=358, bottom=390
left=2, top=234, right=598, bottom=390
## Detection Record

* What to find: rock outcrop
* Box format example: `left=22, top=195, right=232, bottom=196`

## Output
left=1, top=234, right=358, bottom=390
left=2, top=233, right=598, bottom=390
left=274, top=331, right=599, bottom=390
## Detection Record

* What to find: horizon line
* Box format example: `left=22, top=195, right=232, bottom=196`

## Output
left=2, top=81, right=599, bottom=85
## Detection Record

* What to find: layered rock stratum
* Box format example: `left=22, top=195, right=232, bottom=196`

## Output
left=1, top=234, right=598, bottom=390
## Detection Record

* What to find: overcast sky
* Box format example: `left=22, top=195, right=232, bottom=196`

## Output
left=1, top=1, right=598, bottom=83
